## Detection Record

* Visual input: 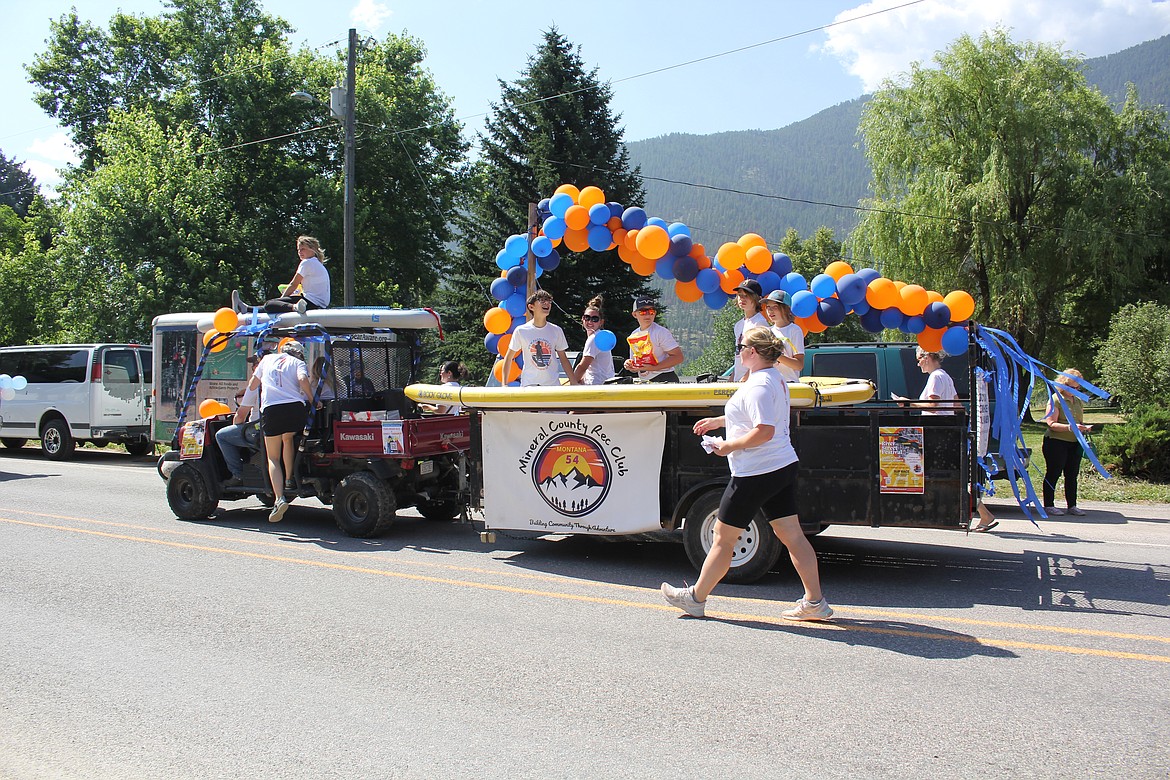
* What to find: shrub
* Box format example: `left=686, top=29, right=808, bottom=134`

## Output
left=1098, top=404, right=1170, bottom=482
left=1094, top=303, right=1170, bottom=413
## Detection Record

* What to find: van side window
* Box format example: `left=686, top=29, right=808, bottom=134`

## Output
left=140, top=350, right=153, bottom=385
left=8, top=350, right=89, bottom=383
left=104, top=350, right=140, bottom=383
left=811, top=353, right=878, bottom=386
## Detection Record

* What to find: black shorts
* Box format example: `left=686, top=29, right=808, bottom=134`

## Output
left=718, top=462, right=799, bottom=529
left=261, top=401, right=308, bottom=436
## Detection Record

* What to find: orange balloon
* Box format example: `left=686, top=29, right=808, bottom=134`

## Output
left=578, top=186, right=605, bottom=209
left=720, top=268, right=746, bottom=294
left=744, top=245, right=773, bottom=274
left=944, top=290, right=976, bottom=322
left=917, top=327, right=945, bottom=352
left=624, top=228, right=640, bottom=251
left=892, top=280, right=906, bottom=292
left=563, top=227, right=590, bottom=253
left=805, top=315, right=828, bottom=333
left=212, top=307, right=237, bottom=334
left=695, top=255, right=712, bottom=271
left=825, top=261, right=854, bottom=281
left=617, top=243, right=640, bottom=265
left=607, top=217, right=623, bottom=232
left=716, top=242, right=748, bottom=271
left=635, top=225, right=670, bottom=260
left=492, top=358, right=521, bottom=384
left=866, top=278, right=898, bottom=310
left=484, top=307, right=510, bottom=335
left=198, top=398, right=223, bottom=418
left=553, top=183, right=580, bottom=201
left=737, top=233, right=768, bottom=252
left=631, top=255, right=658, bottom=276
left=899, top=284, right=928, bottom=316
left=564, top=204, right=590, bottom=231
left=925, top=290, right=945, bottom=305
left=496, top=333, right=512, bottom=357
left=674, top=280, right=703, bottom=303
left=689, top=242, right=706, bottom=260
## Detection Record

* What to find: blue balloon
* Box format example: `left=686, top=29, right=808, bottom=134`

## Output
left=505, top=265, right=526, bottom=287
left=855, top=267, right=882, bottom=285
left=771, top=252, right=793, bottom=277
left=780, top=272, right=807, bottom=296
left=550, top=192, right=574, bottom=218
left=655, top=256, right=676, bottom=279
left=537, top=248, right=561, bottom=271
left=790, top=290, right=818, bottom=318
left=588, top=203, right=611, bottom=226
left=507, top=316, right=523, bottom=334
left=695, top=267, right=722, bottom=294
left=942, top=325, right=969, bottom=355
left=532, top=262, right=544, bottom=279
left=818, top=297, right=846, bottom=327
left=621, top=206, right=648, bottom=231
left=607, top=202, right=624, bottom=219
left=531, top=235, right=553, bottom=258
left=490, top=277, right=514, bottom=301
left=859, top=307, right=884, bottom=333
left=594, top=330, right=617, bottom=352
left=756, top=271, right=781, bottom=294
left=484, top=332, right=501, bottom=353
left=851, top=299, right=871, bottom=316
left=703, top=290, right=731, bottom=310
left=904, top=315, right=926, bottom=334
left=542, top=215, right=567, bottom=241
left=836, top=273, right=867, bottom=306
left=673, top=256, right=699, bottom=283
left=667, top=222, right=691, bottom=238
left=646, top=217, right=669, bottom=230
left=923, top=301, right=952, bottom=330
left=880, top=307, right=905, bottom=329
left=504, top=291, right=527, bottom=316
left=537, top=197, right=551, bottom=216
left=587, top=224, right=613, bottom=252
left=810, top=273, right=837, bottom=299
left=504, top=234, right=528, bottom=259
left=495, top=249, right=518, bottom=271
left=669, top=234, right=693, bottom=257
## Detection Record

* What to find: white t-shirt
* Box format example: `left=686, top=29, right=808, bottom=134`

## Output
left=239, top=384, right=260, bottom=422
left=297, top=256, right=331, bottom=308
left=725, top=367, right=800, bottom=477
left=921, top=368, right=958, bottom=415
left=581, top=332, right=615, bottom=385
left=436, top=380, right=463, bottom=414
left=256, top=353, right=309, bottom=409
left=733, top=312, right=770, bottom=380
left=511, top=320, right=569, bottom=387
left=771, top=322, right=806, bottom=383
left=626, top=322, right=680, bottom=380
left=724, top=367, right=797, bottom=477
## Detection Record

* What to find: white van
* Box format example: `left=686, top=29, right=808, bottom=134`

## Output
left=0, top=344, right=153, bottom=459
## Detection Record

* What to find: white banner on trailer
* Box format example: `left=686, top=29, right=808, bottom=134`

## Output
left=482, top=411, right=665, bottom=534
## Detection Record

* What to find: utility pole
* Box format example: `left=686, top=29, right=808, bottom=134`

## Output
left=343, top=27, right=357, bottom=307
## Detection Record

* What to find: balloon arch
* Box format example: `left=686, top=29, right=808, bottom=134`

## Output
left=482, top=183, right=975, bottom=383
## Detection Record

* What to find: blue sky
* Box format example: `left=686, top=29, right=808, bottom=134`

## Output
left=4, top=0, right=1170, bottom=190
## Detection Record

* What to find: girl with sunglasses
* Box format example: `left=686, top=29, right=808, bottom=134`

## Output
left=574, top=295, right=615, bottom=385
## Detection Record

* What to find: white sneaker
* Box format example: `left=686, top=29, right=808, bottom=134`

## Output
left=268, top=498, right=289, bottom=523
left=295, top=299, right=308, bottom=315
left=782, top=598, right=834, bottom=621
left=230, top=289, right=245, bottom=313
left=661, top=583, right=705, bottom=617
left=1044, top=506, right=1065, bottom=516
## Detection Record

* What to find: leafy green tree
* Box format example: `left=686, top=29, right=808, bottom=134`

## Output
left=1094, top=302, right=1170, bottom=413
left=852, top=28, right=1170, bottom=368
left=443, top=28, right=648, bottom=382
left=779, top=227, right=874, bottom=346
left=0, top=152, right=38, bottom=217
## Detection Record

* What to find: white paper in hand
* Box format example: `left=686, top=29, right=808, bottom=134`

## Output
left=700, top=435, right=724, bottom=454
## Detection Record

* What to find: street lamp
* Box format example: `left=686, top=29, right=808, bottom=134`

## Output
left=292, top=28, right=357, bottom=307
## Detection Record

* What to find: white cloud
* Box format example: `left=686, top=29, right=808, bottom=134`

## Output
left=23, top=132, right=80, bottom=193
left=822, top=0, right=1170, bottom=91
left=350, top=0, right=392, bottom=32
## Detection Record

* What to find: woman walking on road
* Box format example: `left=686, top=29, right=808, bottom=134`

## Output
left=661, top=327, right=832, bottom=620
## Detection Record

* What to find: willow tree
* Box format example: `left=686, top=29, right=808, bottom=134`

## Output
left=851, top=28, right=1170, bottom=367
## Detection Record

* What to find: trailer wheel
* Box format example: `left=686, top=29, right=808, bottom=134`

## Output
left=1, top=437, right=28, bottom=450
left=41, top=419, right=75, bottom=460
left=682, top=490, right=782, bottom=584
left=126, top=441, right=154, bottom=457
left=167, top=463, right=219, bottom=520
left=417, top=498, right=460, bottom=522
left=333, top=472, right=396, bottom=538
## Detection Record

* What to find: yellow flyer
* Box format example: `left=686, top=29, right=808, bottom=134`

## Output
left=879, top=426, right=924, bottom=494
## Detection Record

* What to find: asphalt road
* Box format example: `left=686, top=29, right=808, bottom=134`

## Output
left=1, top=446, right=1167, bottom=779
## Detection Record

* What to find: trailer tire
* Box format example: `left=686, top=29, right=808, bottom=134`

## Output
left=167, top=463, right=219, bottom=520
left=417, top=498, right=460, bottom=522
left=126, top=441, right=154, bottom=457
left=333, top=472, right=396, bottom=538
left=41, top=419, right=75, bottom=460
left=682, top=490, right=782, bottom=584
left=1, top=437, right=28, bottom=450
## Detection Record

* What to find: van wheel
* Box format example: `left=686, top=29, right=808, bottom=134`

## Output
left=167, top=463, right=218, bottom=520
left=1, top=438, right=27, bottom=450
left=683, top=490, right=782, bottom=584
left=333, top=472, right=396, bottom=538
left=41, top=419, right=75, bottom=460
left=417, top=498, right=460, bottom=522
left=126, top=441, right=154, bottom=457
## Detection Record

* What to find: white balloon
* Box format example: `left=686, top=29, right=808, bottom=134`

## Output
left=0, top=375, right=12, bottom=390
left=12, top=376, right=27, bottom=391
left=1, top=387, right=15, bottom=401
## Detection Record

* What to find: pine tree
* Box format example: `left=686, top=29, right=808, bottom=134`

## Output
left=443, top=28, right=650, bottom=382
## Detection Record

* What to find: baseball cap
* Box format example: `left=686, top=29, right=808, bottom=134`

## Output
left=734, top=279, right=763, bottom=297
left=764, top=289, right=793, bottom=307
left=632, top=296, right=657, bottom=311
left=280, top=340, right=305, bottom=359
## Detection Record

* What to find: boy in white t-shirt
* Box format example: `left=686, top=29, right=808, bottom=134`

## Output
left=624, top=296, right=684, bottom=382
left=502, top=290, right=580, bottom=387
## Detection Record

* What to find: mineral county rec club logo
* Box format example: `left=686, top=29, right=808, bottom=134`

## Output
left=531, top=433, right=611, bottom=517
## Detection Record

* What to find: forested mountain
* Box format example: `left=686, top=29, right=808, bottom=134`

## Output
left=626, top=34, right=1170, bottom=363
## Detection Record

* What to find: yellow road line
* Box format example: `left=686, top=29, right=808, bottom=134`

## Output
left=3, top=515, right=1169, bottom=664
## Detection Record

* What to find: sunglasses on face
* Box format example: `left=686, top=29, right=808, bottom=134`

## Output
left=735, top=343, right=747, bottom=354
left=581, top=314, right=601, bottom=322
left=635, top=308, right=656, bottom=315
